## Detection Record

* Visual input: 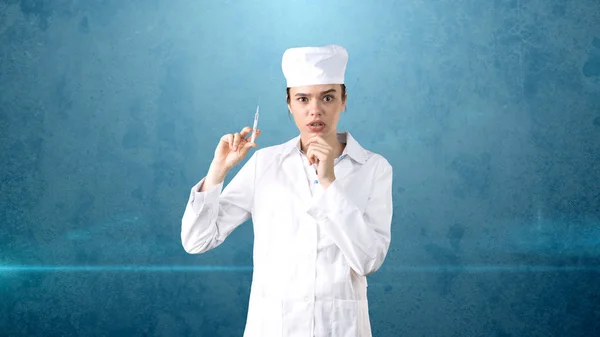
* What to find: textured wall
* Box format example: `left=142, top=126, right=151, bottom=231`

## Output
left=1, top=0, right=599, bottom=336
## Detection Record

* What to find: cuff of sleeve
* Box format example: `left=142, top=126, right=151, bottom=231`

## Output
left=306, top=179, right=349, bottom=221
left=190, top=178, right=223, bottom=214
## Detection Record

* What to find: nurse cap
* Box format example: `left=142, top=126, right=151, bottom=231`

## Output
left=281, top=45, right=348, bottom=87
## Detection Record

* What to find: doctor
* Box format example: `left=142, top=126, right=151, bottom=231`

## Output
left=181, top=45, right=393, bottom=337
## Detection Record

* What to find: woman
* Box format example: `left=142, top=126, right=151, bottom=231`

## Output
left=181, top=45, right=393, bottom=337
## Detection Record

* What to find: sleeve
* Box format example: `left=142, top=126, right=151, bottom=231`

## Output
left=180, top=152, right=257, bottom=254
left=305, top=157, right=393, bottom=276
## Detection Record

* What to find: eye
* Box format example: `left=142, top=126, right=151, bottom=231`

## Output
left=297, top=97, right=308, bottom=102
left=323, top=95, right=334, bottom=102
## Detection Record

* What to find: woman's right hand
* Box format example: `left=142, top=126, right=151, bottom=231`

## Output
left=213, top=126, right=261, bottom=171
left=199, top=126, right=261, bottom=192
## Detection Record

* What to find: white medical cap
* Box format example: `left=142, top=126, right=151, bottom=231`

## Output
left=281, top=45, right=348, bottom=87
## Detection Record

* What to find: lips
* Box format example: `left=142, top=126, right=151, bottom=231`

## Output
left=307, top=120, right=326, bottom=132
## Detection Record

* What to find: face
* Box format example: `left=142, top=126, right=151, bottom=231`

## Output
left=287, top=84, right=347, bottom=142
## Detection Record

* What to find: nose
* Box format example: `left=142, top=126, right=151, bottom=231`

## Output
left=308, top=100, right=322, bottom=116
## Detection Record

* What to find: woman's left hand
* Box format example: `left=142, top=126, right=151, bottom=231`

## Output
left=306, top=136, right=336, bottom=189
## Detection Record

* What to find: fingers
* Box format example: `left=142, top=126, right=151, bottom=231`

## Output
left=240, top=129, right=261, bottom=147
left=250, top=129, right=262, bottom=142
left=240, top=126, right=253, bottom=138
left=305, top=138, right=331, bottom=156
left=307, top=143, right=330, bottom=158
left=220, top=133, right=234, bottom=150
left=306, top=140, right=335, bottom=165
left=239, top=134, right=260, bottom=156
left=306, top=135, right=327, bottom=147
left=307, top=150, right=317, bottom=165
left=222, top=128, right=261, bottom=152
left=237, top=127, right=261, bottom=146
left=306, top=146, right=328, bottom=165
left=233, top=133, right=242, bottom=151
left=241, top=141, right=257, bottom=153
left=233, top=127, right=258, bottom=151
left=306, top=142, right=329, bottom=152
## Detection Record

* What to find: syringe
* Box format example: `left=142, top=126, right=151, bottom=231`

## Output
left=250, top=105, right=259, bottom=143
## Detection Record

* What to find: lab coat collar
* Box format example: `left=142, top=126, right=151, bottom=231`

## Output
left=279, top=131, right=368, bottom=164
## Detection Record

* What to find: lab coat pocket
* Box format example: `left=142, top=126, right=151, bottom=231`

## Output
left=331, top=299, right=359, bottom=337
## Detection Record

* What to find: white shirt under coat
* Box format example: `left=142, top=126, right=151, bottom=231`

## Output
left=181, top=132, right=394, bottom=337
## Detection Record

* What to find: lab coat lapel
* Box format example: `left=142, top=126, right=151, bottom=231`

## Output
left=333, top=157, right=356, bottom=182
left=332, top=132, right=368, bottom=182
left=279, top=152, right=312, bottom=207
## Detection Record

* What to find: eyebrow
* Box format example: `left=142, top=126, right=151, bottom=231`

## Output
left=295, top=89, right=337, bottom=97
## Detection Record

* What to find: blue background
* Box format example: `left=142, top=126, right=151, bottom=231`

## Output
left=1, top=0, right=600, bottom=336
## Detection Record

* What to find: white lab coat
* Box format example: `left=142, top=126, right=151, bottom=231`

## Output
left=181, top=132, right=393, bottom=337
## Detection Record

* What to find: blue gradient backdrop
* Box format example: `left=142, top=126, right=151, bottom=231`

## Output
left=1, top=0, right=600, bottom=336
